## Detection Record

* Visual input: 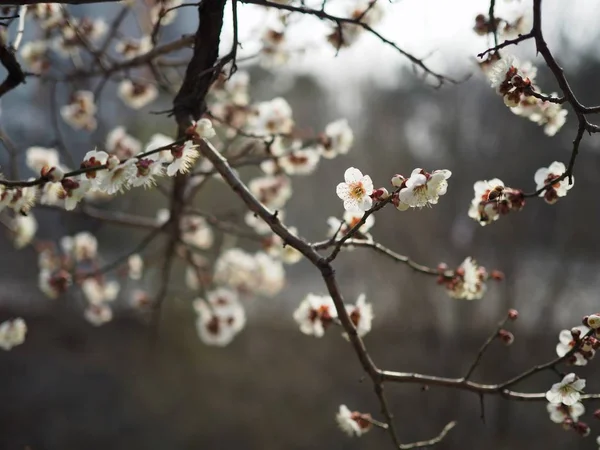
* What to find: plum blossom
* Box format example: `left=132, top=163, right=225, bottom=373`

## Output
left=327, top=211, right=375, bottom=240
left=115, top=36, right=152, bottom=58
left=130, top=154, right=164, bottom=188
left=61, top=231, right=98, bottom=261
left=318, top=119, right=354, bottom=159
left=193, top=288, right=246, bottom=346
left=82, top=278, right=120, bottom=305
left=20, top=40, right=49, bottom=73
left=59, top=176, right=92, bottom=211
left=180, top=215, right=214, bottom=249
left=106, top=127, right=142, bottom=160
left=336, top=405, right=372, bottom=437
left=150, top=0, right=183, bottom=25
left=556, top=326, right=596, bottom=366
left=263, top=227, right=302, bottom=264
left=166, top=141, right=200, bottom=176
left=188, top=118, right=216, bottom=139
left=60, top=90, right=97, bottom=131
left=444, top=257, right=488, bottom=300
left=344, top=294, right=373, bottom=339
left=546, top=373, right=586, bottom=406
left=396, top=168, right=451, bottom=209
left=98, top=159, right=137, bottom=195
left=535, top=161, right=573, bottom=204
left=468, top=178, right=525, bottom=225
left=546, top=402, right=585, bottom=424
left=260, top=27, right=290, bottom=68
left=336, top=167, right=373, bottom=213
left=249, top=175, right=292, bottom=209
left=248, top=97, right=294, bottom=135
left=11, top=215, right=37, bottom=249
left=118, top=80, right=158, bottom=109
left=293, top=293, right=337, bottom=337
left=0, top=318, right=27, bottom=350
left=531, top=102, right=568, bottom=136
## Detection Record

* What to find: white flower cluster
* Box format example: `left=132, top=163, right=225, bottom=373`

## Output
left=486, top=56, right=568, bottom=136
left=534, top=161, right=574, bottom=204
left=468, top=178, right=525, bottom=226
left=555, top=325, right=597, bottom=366
left=0, top=318, right=27, bottom=351
left=293, top=293, right=372, bottom=339
left=442, top=257, right=488, bottom=300
left=193, top=288, right=246, bottom=346
left=545, top=373, right=591, bottom=436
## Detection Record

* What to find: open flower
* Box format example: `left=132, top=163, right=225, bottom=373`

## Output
left=444, top=257, right=488, bottom=300
left=546, top=401, right=585, bottom=424
left=106, top=127, right=142, bottom=160
left=166, top=141, right=200, bottom=176
left=249, top=175, right=292, bottom=209
left=0, top=318, right=27, bottom=350
left=327, top=211, right=375, bottom=240
left=98, top=159, right=137, bottom=194
left=84, top=303, right=113, bottom=326
left=130, top=154, right=164, bottom=188
left=118, top=80, right=158, bottom=109
left=115, top=35, right=152, bottom=58
left=344, top=294, right=373, bottom=338
left=59, top=176, right=92, bottom=210
left=12, top=215, right=37, bottom=249
left=556, top=326, right=595, bottom=366
left=336, top=405, right=372, bottom=437
left=397, top=168, right=451, bottom=209
left=193, top=288, right=246, bottom=346
left=336, top=167, right=373, bottom=213
left=60, top=90, right=97, bottom=131
left=534, top=161, right=573, bottom=204
left=319, top=119, right=354, bottom=159
left=293, top=293, right=337, bottom=337
left=546, top=373, right=586, bottom=406
left=248, top=97, right=294, bottom=135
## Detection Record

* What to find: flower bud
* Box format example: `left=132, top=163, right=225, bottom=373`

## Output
left=106, top=155, right=120, bottom=170
left=391, top=175, right=405, bottom=188
left=586, top=314, right=600, bottom=329
left=41, top=165, right=65, bottom=182
left=508, top=309, right=518, bottom=321
left=371, top=187, right=389, bottom=200
left=498, top=329, right=514, bottom=345
left=490, top=270, right=505, bottom=281
left=593, top=409, right=600, bottom=420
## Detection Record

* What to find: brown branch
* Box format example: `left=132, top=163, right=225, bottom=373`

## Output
left=0, top=33, right=25, bottom=98
left=462, top=314, right=510, bottom=381
left=240, top=0, right=458, bottom=86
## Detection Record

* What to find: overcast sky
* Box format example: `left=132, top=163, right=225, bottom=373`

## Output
left=220, top=0, right=600, bottom=91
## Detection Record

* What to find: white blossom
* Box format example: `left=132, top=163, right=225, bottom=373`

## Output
left=166, top=141, right=200, bottom=176
left=556, top=326, right=592, bottom=366
left=468, top=178, right=505, bottom=225
left=115, top=36, right=152, bottom=58
left=293, top=293, right=337, bottom=337
left=336, top=405, right=372, bottom=437
left=249, top=175, right=292, bottom=209
left=130, top=154, right=164, bottom=188
left=150, top=0, right=183, bottom=25
left=248, top=97, right=294, bottom=135
left=128, top=254, right=143, bottom=280
left=98, top=159, right=136, bottom=195
left=20, top=40, right=48, bottom=73
left=181, top=215, right=214, bottom=249
left=546, top=373, right=586, bottom=406
left=336, top=167, right=373, bottom=213
left=193, top=288, right=246, bottom=346
left=26, top=146, right=60, bottom=174
left=118, top=80, right=158, bottom=109
left=106, top=127, right=142, bottom=160
left=0, top=318, right=27, bottom=350
left=344, top=294, right=373, bottom=338
left=546, top=401, right=585, bottom=424
left=60, top=90, right=97, bottom=131
left=82, top=279, right=120, bottom=305
left=398, top=168, right=451, bottom=209
left=12, top=214, right=37, bottom=249
left=320, top=119, right=354, bottom=159
left=534, top=161, right=573, bottom=202
left=446, top=257, right=488, bottom=300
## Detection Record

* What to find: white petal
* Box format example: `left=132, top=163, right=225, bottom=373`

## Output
left=344, top=167, right=363, bottom=183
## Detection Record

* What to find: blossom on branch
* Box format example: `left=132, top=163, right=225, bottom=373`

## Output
left=118, top=80, right=159, bottom=110
left=394, top=168, right=452, bottom=209
left=336, top=405, right=373, bottom=437
left=546, top=373, right=586, bottom=406
left=318, top=119, right=355, bottom=159
left=546, top=401, right=585, bottom=424
left=60, top=90, right=97, bottom=131
left=534, top=161, right=573, bottom=204
left=442, top=257, right=488, bottom=300
left=293, top=293, right=337, bottom=338
left=468, top=178, right=525, bottom=225
left=344, top=293, right=373, bottom=339
left=336, top=167, right=374, bottom=213
left=193, top=288, right=246, bottom=346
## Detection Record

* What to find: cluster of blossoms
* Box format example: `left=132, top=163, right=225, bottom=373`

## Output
left=0, top=119, right=216, bottom=226
left=545, top=373, right=590, bottom=436
left=193, top=288, right=246, bottom=346
left=534, top=161, right=574, bottom=204
left=468, top=178, right=525, bottom=226
left=36, top=231, right=148, bottom=326
left=438, top=257, right=496, bottom=301
left=293, top=293, right=373, bottom=339
left=555, top=325, right=598, bottom=366
left=327, top=211, right=375, bottom=241
left=335, top=167, right=451, bottom=214
left=473, top=10, right=531, bottom=40
left=0, top=318, right=27, bottom=351
left=335, top=405, right=373, bottom=437
left=485, top=55, right=568, bottom=136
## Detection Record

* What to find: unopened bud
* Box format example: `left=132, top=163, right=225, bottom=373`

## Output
left=498, top=329, right=514, bottom=345
left=371, top=187, right=390, bottom=200
left=106, top=155, right=120, bottom=170
left=490, top=270, right=505, bottom=281
left=391, top=175, right=405, bottom=188
left=41, top=165, right=65, bottom=182
left=586, top=314, right=600, bottom=329
left=508, top=309, right=519, bottom=321
left=572, top=420, right=590, bottom=437
left=594, top=409, right=600, bottom=420
left=571, top=328, right=582, bottom=339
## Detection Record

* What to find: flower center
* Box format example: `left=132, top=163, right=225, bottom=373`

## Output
left=350, top=182, right=365, bottom=199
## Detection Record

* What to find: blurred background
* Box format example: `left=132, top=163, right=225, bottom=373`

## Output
left=1, top=0, right=600, bottom=449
